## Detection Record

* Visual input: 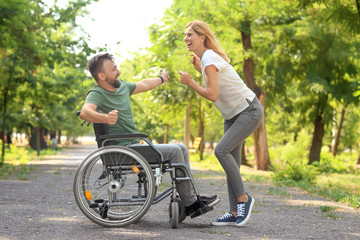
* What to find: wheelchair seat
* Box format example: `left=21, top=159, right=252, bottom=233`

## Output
left=92, top=122, right=162, bottom=166
left=128, top=145, right=162, bottom=165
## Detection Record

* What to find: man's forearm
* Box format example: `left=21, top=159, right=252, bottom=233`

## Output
left=80, top=107, right=107, bottom=123
left=142, top=77, right=163, bottom=91
left=133, top=77, right=163, bottom=95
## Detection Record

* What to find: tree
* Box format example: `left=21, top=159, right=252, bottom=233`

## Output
left=120, top=0, right=360, bottom=168
left=332, top=108, right=345, bottom=156
left=298, top=0, right=360, bottom=34
left=0, top=0, right=98, bottom=159
left=0, top=0, right=38, bottom=164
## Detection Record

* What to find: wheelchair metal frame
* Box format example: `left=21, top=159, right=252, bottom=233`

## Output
left=99, top=133, right=201, bottom=205
left=74, top=113, right=211, bottom=228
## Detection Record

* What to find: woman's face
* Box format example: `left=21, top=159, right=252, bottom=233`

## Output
left=184, top=26, right=204, bottom=52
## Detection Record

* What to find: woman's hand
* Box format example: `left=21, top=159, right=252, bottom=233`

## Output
left=179, top=71, right=194, bottom=86
left=191, top=54, right=201, bottom=72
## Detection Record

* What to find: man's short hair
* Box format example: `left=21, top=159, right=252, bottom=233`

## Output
left=87, top=53, right=114, bottom=81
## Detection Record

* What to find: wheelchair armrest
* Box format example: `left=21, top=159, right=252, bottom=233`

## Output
left=97, top=133, right=148, bottom=140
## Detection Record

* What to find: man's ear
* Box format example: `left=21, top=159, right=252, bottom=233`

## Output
left=98, top=72, right=105, bottom=81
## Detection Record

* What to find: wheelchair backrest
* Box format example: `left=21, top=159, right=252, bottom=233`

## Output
left=93, top=123, right=109, bottom=148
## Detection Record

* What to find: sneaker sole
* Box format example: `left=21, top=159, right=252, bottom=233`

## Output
left=208, top=197, right=220, bottom=208
left=211, top=221, right=236, bottom=226
left=236, top=198, right=255, bottom=227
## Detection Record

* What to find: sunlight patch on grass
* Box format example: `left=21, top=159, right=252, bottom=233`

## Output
left=0, top=145, right=62, bottom=180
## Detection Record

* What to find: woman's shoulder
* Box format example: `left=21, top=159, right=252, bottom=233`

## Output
left=204, top=49, right=218, bottom=58
left=203, top=49, right=226, bottom=63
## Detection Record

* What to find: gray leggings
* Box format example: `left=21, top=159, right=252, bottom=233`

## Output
left=214, top=97, right=263, bottom=212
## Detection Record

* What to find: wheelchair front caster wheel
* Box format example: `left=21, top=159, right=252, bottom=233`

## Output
left=176, top=198, right=186, bottom=223
left=169, top=201, right=179, bottom=228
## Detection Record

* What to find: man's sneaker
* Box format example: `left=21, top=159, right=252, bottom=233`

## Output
left=184, top=195, right=220, bottom=217
left=211, top=212, right=237, bottom=226
left=236, top=194, right=255, bottom=227
left=200, top=195, right=220, bottom=207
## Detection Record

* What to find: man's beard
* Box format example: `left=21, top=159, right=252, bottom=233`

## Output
left=106, top=78, right=121, bottom=88
left=113, top=79, right=121, bottom=88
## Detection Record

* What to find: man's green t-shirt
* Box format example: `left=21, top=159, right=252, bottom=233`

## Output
left=84, top=80, right=139, bottom=145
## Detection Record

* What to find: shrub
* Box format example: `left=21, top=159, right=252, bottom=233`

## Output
left=272, top=160, right=318, bottom=184
left=312, top=151, right=358, bottom=174
left=271, top=130, right=317, bottom=184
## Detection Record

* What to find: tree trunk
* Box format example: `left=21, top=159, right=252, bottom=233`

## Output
left=309, top=115, right=325, bottom=164
left=332, top=108, right=345, bottom=156
left=210, top=139, right=214, bottom=151
left=241, top=20, right=270, bottom=170
left=357, top=151, right=360, bottom=164
left=1, top=88, right=8, bottom=166
left=164, top=123, right=169, bottom=144
left=6, top=132, right=12, bottom=148
left=253, top=90, right=270, bottom=170
left=37, top=127, right=41, bottom=156
left=30, top=127, right=47, bottom=153
left=184, top=104, right=192, bottom=148
left=57, top=130, right=61, bottom=144
left=198, top=98, right=205, bottom=160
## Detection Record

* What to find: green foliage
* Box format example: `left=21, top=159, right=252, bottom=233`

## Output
left=270, top=127, right=358, bottom=183
left=0, top=0, right=98, bottom=158
left=0, top=144, right=33, bottom=179
left=313, top=151, right=356, bottom=174
left=119, top=0, right=360, bottom=166
left=269, top=135, right=359, bottom=208
left=272, top=162, right=318, bottom=184
left=319, top=205, right=333, bottom=212
left=319, top=205, right=340, bottom=219
left=267, top=187, right=291, bottom=198
left=298, top=0, right=360, bottom=34
left=0, top=140, right=64, bottom=179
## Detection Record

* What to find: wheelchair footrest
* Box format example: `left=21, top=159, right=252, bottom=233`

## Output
left=89, top=199, right=109, bottom=219
left=99, top=203, right=109, bottom=219
left=190, top=205, right=214, bottom=218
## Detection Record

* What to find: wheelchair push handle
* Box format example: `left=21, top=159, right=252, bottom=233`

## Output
left=76, top=110, right=90, bottom=126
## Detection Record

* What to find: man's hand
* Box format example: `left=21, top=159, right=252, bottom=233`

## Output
left=179, top=71, right=194, bottom=86
left=104, top=110, right=118, bottom=125
left=160, top=69, right=170, bottom=83
left=191, top=54, right=201, bottom=72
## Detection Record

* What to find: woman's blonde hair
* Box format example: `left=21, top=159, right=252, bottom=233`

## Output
left=186, top=20, right=230, bottom=63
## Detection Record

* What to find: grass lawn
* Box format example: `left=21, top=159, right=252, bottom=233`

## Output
left=0, top=145, right=62, bottom=180
left=190, top=152, right=360, bottom=209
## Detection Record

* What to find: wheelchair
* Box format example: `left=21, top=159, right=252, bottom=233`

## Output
left=73, top=112, right=214, bottom=228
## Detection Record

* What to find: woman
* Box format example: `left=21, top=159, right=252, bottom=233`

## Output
left=179, top=20, right=263, bottom=227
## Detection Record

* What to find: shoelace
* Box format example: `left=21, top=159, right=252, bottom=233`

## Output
left=237, top=203, right=246, bottom=217
left=220, top=212, right=233, bottom=220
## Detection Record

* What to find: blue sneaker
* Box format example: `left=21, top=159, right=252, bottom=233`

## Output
left=236, top=194, right=255, bottom=227
left=211, top=212, right=237, bottom=226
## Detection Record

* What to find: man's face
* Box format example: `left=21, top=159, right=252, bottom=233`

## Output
left=101, top=60, right=121, bottom=88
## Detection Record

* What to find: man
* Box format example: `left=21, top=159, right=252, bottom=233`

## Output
left=80, top=53, right=219, bottom=218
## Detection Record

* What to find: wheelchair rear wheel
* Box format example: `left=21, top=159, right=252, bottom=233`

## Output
left=73, top=146, right=155, bottom=227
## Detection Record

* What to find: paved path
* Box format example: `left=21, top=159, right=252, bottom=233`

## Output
left=0, top=143, right=359, bottom=240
